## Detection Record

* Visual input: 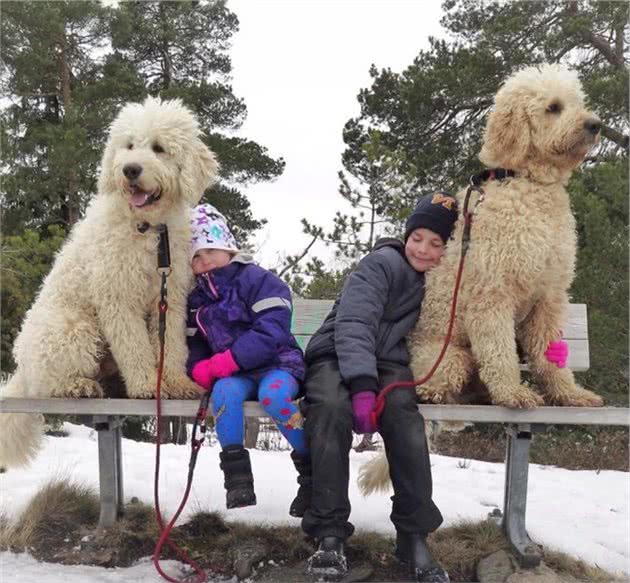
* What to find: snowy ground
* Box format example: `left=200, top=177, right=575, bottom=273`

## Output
left=1, top=423, right=628, bottom=582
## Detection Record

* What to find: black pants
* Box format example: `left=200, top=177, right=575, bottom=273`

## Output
left=301, top=358, right=443, bottom=540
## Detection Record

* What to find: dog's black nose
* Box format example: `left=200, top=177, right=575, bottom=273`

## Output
left=123, top=163, right=142, bottom=180
left=584, top=118, right=601, bottom=135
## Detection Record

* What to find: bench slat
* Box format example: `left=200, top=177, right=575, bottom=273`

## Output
left=292, top=301, right=590, bottom=370
left=1, top=398, right=627, bottom=426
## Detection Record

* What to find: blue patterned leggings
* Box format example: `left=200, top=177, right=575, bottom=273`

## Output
left=211, top=369, right=307, bottom=456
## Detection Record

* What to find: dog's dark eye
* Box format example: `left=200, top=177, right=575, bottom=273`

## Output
left=546, top=102, right=562, bottom=114
left=153, top=143, right=165, bottom=154
left=127, top=143, right=134, bottom=150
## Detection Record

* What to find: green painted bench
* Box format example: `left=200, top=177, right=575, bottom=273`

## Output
left=1, top=299, right=628, bottom=569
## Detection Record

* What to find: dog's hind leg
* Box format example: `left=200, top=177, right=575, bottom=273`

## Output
left=517, top=294, right=603, bottom=407
left=465, top=302, right=544, bottom=408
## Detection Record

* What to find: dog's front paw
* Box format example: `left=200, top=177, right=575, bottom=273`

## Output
left=53, top=378, right=104, bottom=398
left=417, top=384, right=452, bottom=404
left=162, top=373, right=204, bottom=399
left=490, top=383, right=544, bottom=409
left=547, top=385, right=604, bottom=407
left=126, top=370, right=159, bottom=399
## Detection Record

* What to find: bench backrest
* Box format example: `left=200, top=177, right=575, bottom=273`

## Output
left=291, top=299, right=590, bottom=372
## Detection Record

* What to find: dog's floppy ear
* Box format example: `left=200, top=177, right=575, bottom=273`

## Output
left=479, top=96, right=531, bottom=170
left=181, top=138, right=220, bottom=206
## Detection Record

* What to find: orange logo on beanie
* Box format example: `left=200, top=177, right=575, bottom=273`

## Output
left=431, top=193, right=456, bottom=210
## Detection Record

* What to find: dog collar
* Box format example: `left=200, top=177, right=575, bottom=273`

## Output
left=470, top=168, right=515, bottom=187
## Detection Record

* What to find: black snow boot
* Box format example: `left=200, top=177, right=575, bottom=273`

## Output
left=289, top=451, right=312, bottom=518
left=395, top=532, right=450, bottom=583
left=307, top=536, right=348, bottom=580
left=219, top=445, right=256, bottom=509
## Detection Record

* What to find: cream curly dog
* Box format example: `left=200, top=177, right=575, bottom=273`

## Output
left=0, top=97, right=217, bottom=468
left=359, top=64, right=603, bottom=495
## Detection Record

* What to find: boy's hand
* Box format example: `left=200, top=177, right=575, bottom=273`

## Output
left=544, top=339, right=568, bottom=368
left=351, top=391, right=377, bottom=434
left=206, top=350, right=240, bottom=379
left=191, top=359, right=215, bottom=390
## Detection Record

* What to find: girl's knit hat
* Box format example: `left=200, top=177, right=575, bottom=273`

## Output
left=404, top=192, right=459, bottom=244
left=190, top=203, right=240, bottom=259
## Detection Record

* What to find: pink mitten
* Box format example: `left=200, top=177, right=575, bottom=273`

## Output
left=351, top=391, right=377, bottom=434
left=207, top=350, right=240, bottom=378
left=191, top=359, right=215, bottom=391
left=544, top=339, right=568, bottom=368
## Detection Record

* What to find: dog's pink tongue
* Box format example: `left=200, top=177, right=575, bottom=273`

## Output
left=131, top=192, right=149, bottom=207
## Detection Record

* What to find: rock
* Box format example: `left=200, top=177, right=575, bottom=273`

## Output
left=477, top=550, right=517, bottom=583
left=233, top=540, right=269, bottom=580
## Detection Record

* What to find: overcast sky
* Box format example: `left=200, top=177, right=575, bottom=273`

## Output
left=227, top=0, right=445, bottom=268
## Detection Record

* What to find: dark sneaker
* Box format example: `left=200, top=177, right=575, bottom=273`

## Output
left=307, top=536, right=347, bottom=580
left=395, top=532, right=449, bottom=583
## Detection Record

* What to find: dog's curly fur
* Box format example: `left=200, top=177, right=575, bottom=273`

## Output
left=409, top=64, right=604, bottom=409
left=0, top=97, right=218, bottom=468
left=359, top=64, right=603, bottom=496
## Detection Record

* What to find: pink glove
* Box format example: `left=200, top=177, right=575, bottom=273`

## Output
left=191, top=359, right=215, bottom=391
left=206, top=350, right=240, bottom=378
left=351, top=391, right=377, bottom=434
left=545, top=339, right=568, bottom=368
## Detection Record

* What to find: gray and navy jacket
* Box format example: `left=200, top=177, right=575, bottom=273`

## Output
left=186, top=254, right=306, bottom=382
left=305, top=238, right=425, bottom=395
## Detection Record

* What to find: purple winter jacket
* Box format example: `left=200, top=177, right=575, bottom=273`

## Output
left=186, top=255, right=305, bottom=382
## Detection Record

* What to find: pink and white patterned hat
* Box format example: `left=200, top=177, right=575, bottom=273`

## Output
left=190, top=203, right=240, bottom=259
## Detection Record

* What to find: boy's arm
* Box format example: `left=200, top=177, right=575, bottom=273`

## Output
left=229, top=268, right=295, bottom=371
left=334, top=252, right=391, bottom=395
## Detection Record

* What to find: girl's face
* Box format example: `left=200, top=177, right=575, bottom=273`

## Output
left=192, top=248, right=233, bottom=275
left=404, top=228, right=446, bottom=272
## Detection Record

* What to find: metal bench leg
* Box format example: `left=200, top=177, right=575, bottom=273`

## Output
left=94, top=415, right=124, bottom=529
left=503, top=423, right=542, bottom=568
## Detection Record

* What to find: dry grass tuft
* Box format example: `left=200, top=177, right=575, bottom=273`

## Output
left=2, top=479, right=99, bottom=552
left=429, top=519, right=509, bottom=581
left=544, top=548, right=625, bottom=583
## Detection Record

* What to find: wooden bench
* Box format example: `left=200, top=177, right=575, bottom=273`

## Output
left=1, top=300, right=628, bottom=569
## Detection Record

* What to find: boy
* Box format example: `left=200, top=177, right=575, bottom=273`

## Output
left=301, top=193, right=457, bottom=582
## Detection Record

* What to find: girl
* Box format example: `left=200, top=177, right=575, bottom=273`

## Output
left=186, top=204, right=310, bottom=514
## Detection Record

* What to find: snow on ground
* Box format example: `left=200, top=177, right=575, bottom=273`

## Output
left=1, top=423, right=628, bottom=582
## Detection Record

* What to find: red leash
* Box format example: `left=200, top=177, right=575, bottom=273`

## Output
left=371, top=182, right=481, bottom=429
left=151, top=226, right=208, bottom=583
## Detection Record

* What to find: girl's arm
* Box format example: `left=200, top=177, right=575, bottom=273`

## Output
left=229, top=267, right=294, bottom=371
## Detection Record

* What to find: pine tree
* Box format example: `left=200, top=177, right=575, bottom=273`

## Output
left=1, top=0, right=118, bottom=233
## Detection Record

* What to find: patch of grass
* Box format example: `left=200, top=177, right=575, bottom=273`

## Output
left=430, top=520, right=509, bottom=582
left=434, top=425, right=629, bottom=471
left=1, top=479, right=99, bottom=553
left=544, top=548, right=624, bottom=583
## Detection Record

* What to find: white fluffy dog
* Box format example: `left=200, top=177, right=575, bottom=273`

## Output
left=359, top=64, right=604, bottom=495
left=0, top=97, right=217, bottom=468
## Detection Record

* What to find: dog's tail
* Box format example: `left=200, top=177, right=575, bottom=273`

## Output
left=0, top=372, right=44, bottom=469
left=357, top=452, right=392, bottom=496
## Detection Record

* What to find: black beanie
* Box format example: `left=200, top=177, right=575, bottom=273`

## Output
left=404, top=192, right=459, bottom=243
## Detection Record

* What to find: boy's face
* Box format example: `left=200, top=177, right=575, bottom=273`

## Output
left=192, top=248, right=233, bottom=274
left=404, top=228, right=446, bottom=272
